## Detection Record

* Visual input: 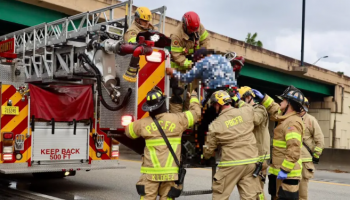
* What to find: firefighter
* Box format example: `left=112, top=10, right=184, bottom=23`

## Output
left=125, top=86, right=201, bottom=200
left=252, top=86, right=305, bottom=200
left=202, top=90, right=263, bottom=200
left=236, top=86, right=270, bottom=199
left=169, top=11, right=210, bottom=113
left=123, top=7, right=154, bottom=43
left=299, top=97, right=324, bottom=200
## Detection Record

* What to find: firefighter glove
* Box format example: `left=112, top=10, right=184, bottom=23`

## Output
left=277, top=170, right=288, bottom=180
left=252, top=89, right=264, bottom=100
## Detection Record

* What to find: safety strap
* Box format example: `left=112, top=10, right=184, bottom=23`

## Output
left=182, top=85, right=188, bottom=112
left=303, top=141, right=314, bottom=158
left=151, top=116, right=181, bottom=167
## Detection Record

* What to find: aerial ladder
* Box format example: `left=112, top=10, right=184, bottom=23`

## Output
left=0, top=0, right=168, bottom=179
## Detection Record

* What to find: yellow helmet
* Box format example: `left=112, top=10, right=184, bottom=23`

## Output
left=135, top=7, right=152, bottom=22
left=237, top=86, right=255, bottom=99
left=303, top=97, right=310, bottom=112
left=209, top=90, right=232, bottom=106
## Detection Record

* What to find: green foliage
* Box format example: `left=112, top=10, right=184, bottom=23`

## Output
left=245, top=32, right=263, bottom=48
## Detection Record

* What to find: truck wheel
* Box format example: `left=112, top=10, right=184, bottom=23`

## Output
left=32, top=171, right=76, bottom=179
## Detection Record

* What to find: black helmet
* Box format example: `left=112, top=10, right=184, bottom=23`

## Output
left=276, top=85, right=305, bottom=109
left=142, top=86, right=166, bottom=112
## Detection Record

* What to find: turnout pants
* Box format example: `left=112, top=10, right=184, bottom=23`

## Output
left=299, top=162, right=315, bottom=200
left=268, top=174, right=300, bottom=200
left=258, top=161, right=268, bottom=199
left=136, top=174, right=181, bottom=200
left=212, top=163, right=263, bottom=200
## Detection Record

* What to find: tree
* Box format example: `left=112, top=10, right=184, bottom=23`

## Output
left=245, top=32, right=263, bottom=48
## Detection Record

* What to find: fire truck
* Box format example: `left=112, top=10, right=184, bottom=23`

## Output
left=0, top=0, right=170, bottom=178
left=0, top=0, right=242, bottom=196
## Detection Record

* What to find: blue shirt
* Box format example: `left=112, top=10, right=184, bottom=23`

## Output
left=173, top=54, right=237, bottom=89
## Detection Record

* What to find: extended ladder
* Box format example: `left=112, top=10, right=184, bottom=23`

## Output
left=0, top=0, right=167, bottom=83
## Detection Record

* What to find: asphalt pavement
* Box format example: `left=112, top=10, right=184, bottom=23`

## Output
left=0, top=154, right=350, bottom=200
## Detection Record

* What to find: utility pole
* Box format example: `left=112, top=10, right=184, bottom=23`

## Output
left=301, top=0, right=306, bottom=66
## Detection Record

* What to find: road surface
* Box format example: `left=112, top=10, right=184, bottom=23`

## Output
left=0, top=155, right=350, bottom=200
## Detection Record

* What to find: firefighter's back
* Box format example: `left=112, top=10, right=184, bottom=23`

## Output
left=208, top=105, right=262, bottom=200
left=210, top=106, right=258, bottom=166
left=135, top=112, right=189, bottom=176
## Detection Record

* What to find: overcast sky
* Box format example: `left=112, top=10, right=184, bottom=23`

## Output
left=133, top=0, right=350, bottom=76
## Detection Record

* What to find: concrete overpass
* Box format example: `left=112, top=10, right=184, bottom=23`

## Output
left=1, top=0, right=349, bottom=149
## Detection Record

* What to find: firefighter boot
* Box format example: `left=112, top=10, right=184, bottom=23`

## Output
left=123, top=56, right=140, bottom=82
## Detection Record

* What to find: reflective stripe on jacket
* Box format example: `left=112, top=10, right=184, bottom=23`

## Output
left=170, top=23, right=210, bottom=70
left=123, top=21, right=155, bottom=43
left=262, top=95, right=304, bottom=179
left=125, top=96, right=201, bottom=181
left=204, top=102, right=259, bottom=168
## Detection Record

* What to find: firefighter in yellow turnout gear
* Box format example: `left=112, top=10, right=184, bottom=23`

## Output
left=252, top=86, right=305, bottom=200
left=169, top=11, right=210, bottom=113
left=203, top=91, right=263, bottom=200
left=236, top=86, right=270, bottom=199
left=299, top=97, right=324, bottom=200
left=125, top=87, right=201, bottom=200
left=123, top=7, right=155, bottom=43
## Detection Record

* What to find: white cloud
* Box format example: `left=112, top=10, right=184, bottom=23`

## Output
left=273, top=30, right=350, bottom=75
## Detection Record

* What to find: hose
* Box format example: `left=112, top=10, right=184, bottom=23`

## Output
left=78, top=53, right=132, bottom=111
left=132, top=45, right=153, bottom=57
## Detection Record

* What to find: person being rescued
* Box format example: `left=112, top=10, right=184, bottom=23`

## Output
left=165, top=47, right=238, bottom=157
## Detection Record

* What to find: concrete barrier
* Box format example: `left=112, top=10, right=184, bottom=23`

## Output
left=316, top=148, right=350, bottom=172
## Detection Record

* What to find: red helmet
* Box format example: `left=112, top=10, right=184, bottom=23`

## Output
left=182, top=11, right=200, bottom=34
